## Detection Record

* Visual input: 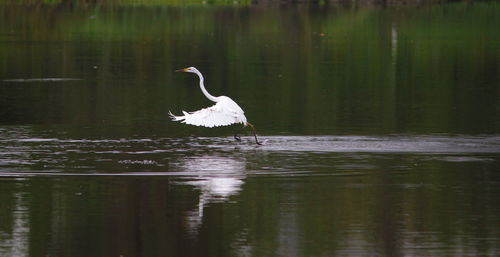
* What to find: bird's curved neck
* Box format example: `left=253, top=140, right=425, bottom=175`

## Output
left=195, top=70, right=218, bottom=102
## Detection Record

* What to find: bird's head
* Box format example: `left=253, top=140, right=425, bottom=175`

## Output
left=175, top=67, right=198, bottom=73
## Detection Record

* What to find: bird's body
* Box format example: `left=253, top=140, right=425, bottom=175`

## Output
left=170, top=96, right=247, bottom=128
left=170, top=67, right=261, bottom=145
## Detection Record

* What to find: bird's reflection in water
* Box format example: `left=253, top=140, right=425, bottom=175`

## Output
left=170, top=155, right=247, bottom=235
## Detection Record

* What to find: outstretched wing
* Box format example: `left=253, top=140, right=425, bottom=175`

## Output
left=169, top=98, right=246, bottom=128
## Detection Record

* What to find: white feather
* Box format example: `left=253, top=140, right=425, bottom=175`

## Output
left=170, top=96, right=247, bottom=128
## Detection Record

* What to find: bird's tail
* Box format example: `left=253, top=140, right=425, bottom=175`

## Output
left=169, top=111, right=185, bottom=121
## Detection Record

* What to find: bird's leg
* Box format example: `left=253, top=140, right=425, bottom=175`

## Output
left=246, top=122, right=262, bottom=145
left=234, top=126, right=243, bottom=141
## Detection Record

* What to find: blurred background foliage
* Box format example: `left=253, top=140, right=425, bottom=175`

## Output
left=0, top=2, right=499, bottom=256
left=0, top=1, right=499, bottom=137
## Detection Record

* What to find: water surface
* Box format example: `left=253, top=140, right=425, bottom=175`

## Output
left=1, top=2, right=500, bottom=257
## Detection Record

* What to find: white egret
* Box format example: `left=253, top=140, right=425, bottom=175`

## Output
left=169, top=67, right=262, bottom=145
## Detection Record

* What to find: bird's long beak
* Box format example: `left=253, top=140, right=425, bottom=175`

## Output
left=175, top=68, right=188, bottom=72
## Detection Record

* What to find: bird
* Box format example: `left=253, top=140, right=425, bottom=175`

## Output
left=169, top=67, right=262, bottom=145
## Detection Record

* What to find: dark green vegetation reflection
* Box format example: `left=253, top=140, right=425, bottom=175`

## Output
left=1, top=148, right=500, bottom=257
left=1, top=2, right=499, bottom=136
left=1, top=2, right=500, bottom=257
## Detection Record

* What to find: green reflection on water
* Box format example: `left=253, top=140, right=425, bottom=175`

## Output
left=1, top=3, right=499, bottom=137
left=1, top=4, right=500, bottom=255
left=1, top=153, right=499, bottom=257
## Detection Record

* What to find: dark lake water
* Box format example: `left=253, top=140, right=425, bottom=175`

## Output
left=1, top=2, right=500, bottom=257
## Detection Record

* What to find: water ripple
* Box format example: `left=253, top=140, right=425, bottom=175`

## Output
left=0, top=132, right=499, bottom=176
